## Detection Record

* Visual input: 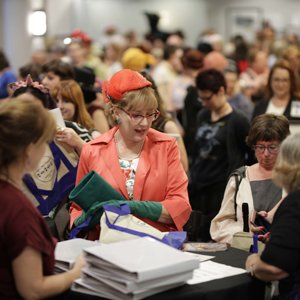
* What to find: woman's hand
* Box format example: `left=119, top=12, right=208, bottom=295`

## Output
left=245, top=253, right=260, bottom=276
left=56, top=127, right=85, bottom=154
left=71, top=254, right=86, bottom=279
left=256, top=210, right=273, bottom=224
left=250, top=211, right=270, bottom=243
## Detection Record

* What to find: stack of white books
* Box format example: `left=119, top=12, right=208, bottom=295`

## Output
left=54, top=238, right=98, bottom=273
left=72, top=237, right=200, bottom=300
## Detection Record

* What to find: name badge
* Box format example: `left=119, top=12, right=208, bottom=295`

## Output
left=290, top=101, right=300, bottom=118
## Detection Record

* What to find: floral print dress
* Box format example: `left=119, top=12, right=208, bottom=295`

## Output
left=119, top=158, right=139, bottom=200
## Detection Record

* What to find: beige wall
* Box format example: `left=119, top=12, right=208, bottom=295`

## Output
left=1, top=0, right=300, bottom=73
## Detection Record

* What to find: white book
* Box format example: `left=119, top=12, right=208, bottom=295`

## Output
left=54, top=238, right=99, bottom=272
left=83, top=237, right=200, bottom=282
left=82, top=266, right=193, bottom=293
left=72, top=277, right=186, bottom=300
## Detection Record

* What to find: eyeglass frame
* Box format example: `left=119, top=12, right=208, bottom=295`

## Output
left=117, top=107, right=160, bottom=123
left=197, top=92, right=215, bottom=102
left=271, top=77, right=290, bottom=84
left=252, top=144, right=280, bottom=154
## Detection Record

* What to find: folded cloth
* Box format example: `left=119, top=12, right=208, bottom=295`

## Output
left=69, top=170, right=125, bottom=211
left=74, top=199, right=162, bottom=229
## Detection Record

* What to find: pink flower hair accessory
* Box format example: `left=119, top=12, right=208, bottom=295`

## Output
left=9, top=74, right=49, bottom=94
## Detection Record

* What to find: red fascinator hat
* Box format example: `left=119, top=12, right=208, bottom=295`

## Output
left=102, top=69, right=152, bottom=102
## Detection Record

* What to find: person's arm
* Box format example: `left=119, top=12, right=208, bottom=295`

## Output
left=256, top=197, right=285, bottom=224
left=56, top=127, right=85, bottom=154
left=12, top=246, right=85, bottom=300
left=157, top=205, right=173, bottom=224
left=210, top=176, right=246, bottom=244
left=245, top=253, right=289, bottom=281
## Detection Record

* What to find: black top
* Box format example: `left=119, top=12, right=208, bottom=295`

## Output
left=189, top=109, right=251, bottom=189
left=65, top=120, right=93, bottom=142
left=261, top=189, right=300, bottom=298
left=252, top=97, right=300, bottom=121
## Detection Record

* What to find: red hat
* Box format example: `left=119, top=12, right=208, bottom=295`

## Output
left=103, top=69, right=152, bottom=102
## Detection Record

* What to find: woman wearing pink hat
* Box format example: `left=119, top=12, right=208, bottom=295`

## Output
left=69, top=69, right=191, bottom=240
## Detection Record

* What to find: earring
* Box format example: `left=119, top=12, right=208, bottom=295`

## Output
left=115, top=117, right=121, bottom=125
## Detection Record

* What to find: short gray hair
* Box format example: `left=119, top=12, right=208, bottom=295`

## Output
left=273, top=132, right=300, bottom=193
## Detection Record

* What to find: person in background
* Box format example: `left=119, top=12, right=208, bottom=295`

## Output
left=66, top=33, right=107, bottom=81
left=140, top=70, right=189, bottom=173
left=19, top=62, right=42, bottom=82
left=188, top=68, right=252, bottom=241
left=171, top=48, right=204, bottom=160
left=152, top=45, right=183, bottom=115
left=11, top=75, right=90, bottom=154
left=10, top=76, right=93, bottom=239
left=281, top=45, right=300, bottom=87
left=246, top=132, right=300, bottom=300
left=102, top=42, right=123, bottom=79
left=171, top=48, right=203, bottom=117
left=52, top=79, right=100, bottom=139
left=0, top=50, right=17, bottom=100
left=202, top=51, right=228, bottom=72
left=252, top=59, right=300, bottom=121
left=73, top=66, right=110, bottom=134
left=210, top=114, right=289, bottom=245
left=0, top=97, right=84, bottom=299
left=239, top=48, right=269, bottom=103
left=70, top=69, right=191, bottom=240
left=41, top=59, right=74, bottom=95
left=121, top=47, right=156, bottom=73
left=224, top=65, right=254, bottom=121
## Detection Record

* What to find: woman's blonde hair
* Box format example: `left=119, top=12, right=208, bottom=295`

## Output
left=0, top=96, right=56, bottom=175
left=273, top=132, right=300, bottom=193
left=52, top=80, right=94, bottom=130
left=105, top=87, right=158, bottom=126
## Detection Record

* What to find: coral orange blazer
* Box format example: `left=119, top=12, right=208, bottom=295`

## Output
left=70, top=127, right=191, bottom=234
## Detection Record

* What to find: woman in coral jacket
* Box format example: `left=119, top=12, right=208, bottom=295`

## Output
left=69, top=69, right=191, bottom=240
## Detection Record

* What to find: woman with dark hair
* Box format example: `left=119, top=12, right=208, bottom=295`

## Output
left=0, top=50, right=17, bottom=99
left=211, top=114, right=290, bottom=245
left=12, top=80, right=57, bottom=110
left=41, top=59, right=74, bottom=95
left=188, top=68, right=252, bottom=241
left=252, top=59, right=300, bottom=121
left=246, top=132, right=300, bottom=299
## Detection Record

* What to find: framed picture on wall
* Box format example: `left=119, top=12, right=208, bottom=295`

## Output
left=226, top=7, right=264, bottom=42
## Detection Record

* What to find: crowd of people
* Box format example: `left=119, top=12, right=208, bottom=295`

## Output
left=1, top=20, right=300, bottom=299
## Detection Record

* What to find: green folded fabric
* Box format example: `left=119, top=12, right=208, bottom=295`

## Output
left=127, top=201, right=162, bottom=221
left=69, top=171, right=125, bottom=211
left=74, top=200, right=162, bottom=229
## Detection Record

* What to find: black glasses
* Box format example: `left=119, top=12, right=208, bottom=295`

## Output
left=198, top=93, right=215, bottom=102
left=118, top=107, right=160, bottom=124
left=253, top=144, right=280, bottom=154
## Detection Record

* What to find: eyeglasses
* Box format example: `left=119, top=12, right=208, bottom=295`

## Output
left=198, top=93, right=215, bottom=102
left=253, top=144, right=280, bottom=154
left=272, top=77, right=290, bottom=84
left=118, top=107, right=160, bottom=124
